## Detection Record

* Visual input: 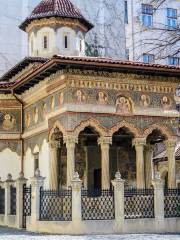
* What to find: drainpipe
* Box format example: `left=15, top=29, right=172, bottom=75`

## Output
left=11, top=90, right=24, bottom=173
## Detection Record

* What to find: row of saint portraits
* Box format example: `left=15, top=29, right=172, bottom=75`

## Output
left=75, top=90, right=172, bottom=111
left=24, top=90, right=173, bottom=128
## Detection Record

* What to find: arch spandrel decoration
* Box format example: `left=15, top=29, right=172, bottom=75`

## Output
left=143, top=123, right=175, bottom=140
left=49, top=120, right=67, bottom=142
left=73, top=118, right=108, bottom=138
left=109, top=120, right=142, bottom=138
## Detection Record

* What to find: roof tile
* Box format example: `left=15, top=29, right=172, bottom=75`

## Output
left=20, top=0, right=93, bottom=31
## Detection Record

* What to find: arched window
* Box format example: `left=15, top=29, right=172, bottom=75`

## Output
left=43, top=35, right=48, bottom=49
left=64, top=35, right=68, bottom=49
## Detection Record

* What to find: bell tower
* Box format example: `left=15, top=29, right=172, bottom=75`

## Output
left=19, top=0, right=93, bottom=58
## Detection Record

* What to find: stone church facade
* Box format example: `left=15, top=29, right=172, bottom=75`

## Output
left=0, top=0, right=179, bottom=191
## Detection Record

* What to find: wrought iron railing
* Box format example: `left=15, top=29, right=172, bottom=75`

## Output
left=81, top=189, right=115, bottom=220
left=0, top=187, right=5, bottom=214
left=124, top=188, right=154, bottom=219
left=164, top=188, right=180, bottom=218
left=10, top=186, right=16, bottom=215
left=39, top=188, right=72, bottom=221
left=22, top=184, right=32, bottom=228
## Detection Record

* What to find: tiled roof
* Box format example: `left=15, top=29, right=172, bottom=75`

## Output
left=53, top=55, right=180, bottom=70
left=0, top=55, right=180, bottom=92
left=0, top=57, right=48, bottom=82
left=20, top=0, right=93, bottom=31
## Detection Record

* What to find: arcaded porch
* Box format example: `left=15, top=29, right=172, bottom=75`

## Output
left=48, top=120, right=177, bottom=190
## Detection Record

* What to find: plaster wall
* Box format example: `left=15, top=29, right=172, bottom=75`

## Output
left=0, top=149, right=21, bottom=181
left=24, top=139, right=50, bottom=187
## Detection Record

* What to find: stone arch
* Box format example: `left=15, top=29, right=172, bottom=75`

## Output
left=143, top=124, right=174, bottom=140
left=109, top=120, right=142, bottom=138
left=48, top=121, right=67, bottom=141
left=73, top=118, right=108, bottom=138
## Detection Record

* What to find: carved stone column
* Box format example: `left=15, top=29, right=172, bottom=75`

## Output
left=133, top=138, right=146, bottom=189
left=144, top=144, right=154, bottom=188
left=165, top=139, right=177, bottom=188
left=49, top=140, right=60, bottom=190
left=65, top=136, right=78, bottom=188
left=98, top=136, right=112, bottom=189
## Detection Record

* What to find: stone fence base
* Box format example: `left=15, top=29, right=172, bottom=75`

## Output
left=0, top=171, right=179, bottom=235
left=25, top=218, right=180, bottom=235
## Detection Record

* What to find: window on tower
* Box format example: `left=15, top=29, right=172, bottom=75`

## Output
left=64, top=35, right=68, bottom=49
left=43, top=35, right=48, bottom=49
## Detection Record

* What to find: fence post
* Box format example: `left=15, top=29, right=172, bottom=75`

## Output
left=30, top=169, right=45, bottom=230
left=152, top=172, right=165, bottom=232
left=111, top=171, right=125, bottom=233
left=16, top=172, right=27, bottom=229
left=71, top=172, right=82, bottom=225
left=5, top=174, right=13, bottom=225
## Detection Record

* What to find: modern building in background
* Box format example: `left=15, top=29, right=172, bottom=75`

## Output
left=0, top=0, right=179, bottom=234
left=0, top=0, right=40, bottom=76
left=125, top=0, right=180, bottom=65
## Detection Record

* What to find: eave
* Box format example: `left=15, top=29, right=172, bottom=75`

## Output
left=0, top=55, right=180, bottom=94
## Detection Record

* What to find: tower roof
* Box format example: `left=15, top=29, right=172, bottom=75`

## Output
left=19, top=0, right=93, bottom=31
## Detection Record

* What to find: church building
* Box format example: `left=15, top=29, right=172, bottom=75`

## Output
left=0, top=0, right=179, bottom=190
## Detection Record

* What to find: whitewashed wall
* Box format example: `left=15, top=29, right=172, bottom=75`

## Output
left=0, top=149, right=21, bottom=180
left=24, top=139, right=50, bottom=187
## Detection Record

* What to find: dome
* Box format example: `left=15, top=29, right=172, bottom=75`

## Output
left=19, top=0, right=93, bottom=31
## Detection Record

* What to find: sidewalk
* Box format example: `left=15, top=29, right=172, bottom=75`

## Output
left=0, top=227, right=179, bottom=240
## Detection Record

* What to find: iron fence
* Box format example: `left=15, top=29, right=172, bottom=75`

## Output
left=124, top=188, right=154, bottom=219
left=164, top=188, right=180, bottom=218
left=22, top=185, right=32, bottom=228
left=0, top=187, right=5, bottom=214
left=81, top=189, right=115, bottom=220
left=10, top=186, right=16, bottom=215
left=39, top=188, right=72, bottom=221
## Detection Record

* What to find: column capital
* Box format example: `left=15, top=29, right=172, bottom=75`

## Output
left=50, top=140, right=61, bottom=149
left=64, top=135, right=78, bottom=146
left=98, top=136, right=112, bottom=146
left=132, top=138, right=146, bottom=147
left=165, top=139, right=177, bottom=148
